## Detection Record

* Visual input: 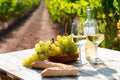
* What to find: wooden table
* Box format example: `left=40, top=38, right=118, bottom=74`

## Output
left=0, top=48, right=120, bottom=80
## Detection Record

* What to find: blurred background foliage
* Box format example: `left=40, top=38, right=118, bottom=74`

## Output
left=0, top=0, right=40, bottom=21
left=46, top=0, right=120, bottom=50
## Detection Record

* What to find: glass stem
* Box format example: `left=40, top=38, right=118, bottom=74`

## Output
left=78, top=46, right=81, bottom=61
left=78, top=45, right=87, bottom=64
left=94, top=44, right=103, bottom=64
left=94, top=44, right=98, bottom=58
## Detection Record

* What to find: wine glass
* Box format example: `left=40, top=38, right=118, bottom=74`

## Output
left=86, top=20, right=104, bottom=64
left=71, top=22, right=87, bottom=64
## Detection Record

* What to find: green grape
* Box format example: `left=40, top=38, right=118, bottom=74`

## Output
left=55, top=47, right=61, bottom=52
left=44, top=46, right=50, bottom=57
left=70, top=42, right=78, bottom=53
left=39, top=41, right=45, bottom=47
left=54, top=41, right=60, bottom=46
left=48, top=50, right=57, bottom=56
left=22, top=52, right=39, bottom=67
left=67, top=35, right=73, bottom=42
left=62, top=39, right=68, bottom=45
left=22, top=59, right=31, bottom=67
left=39, top=54, right=47, bottom=60
left=48, top=50, right=53, bottom=56
left=54, top=47, right=62, bottom=55
left=51, top=44, right=56, bottom=49
left=57, top=35, right=62, bottom=41
left=35, top=43, right=41, bottom=53
left=45, top=41, right=52, bottom=46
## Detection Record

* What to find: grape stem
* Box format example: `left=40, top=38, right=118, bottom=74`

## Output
left=52, top=37, right=54, bottom=43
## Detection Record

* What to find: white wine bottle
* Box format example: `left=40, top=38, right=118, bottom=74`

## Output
left=83, top=6, right=98, bottom=63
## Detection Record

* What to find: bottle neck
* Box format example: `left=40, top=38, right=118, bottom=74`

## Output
left=86, top=7, right=92, bottom=20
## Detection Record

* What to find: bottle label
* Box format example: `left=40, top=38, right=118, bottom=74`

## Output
left=83, top=26, right=96, bottom=35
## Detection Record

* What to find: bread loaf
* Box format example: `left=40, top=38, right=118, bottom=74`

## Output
left=41, top=66, right=79, bottom=77
left=31, top=60, right=67, bottom=69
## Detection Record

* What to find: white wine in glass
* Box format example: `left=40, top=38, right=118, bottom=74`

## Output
left=71, top=22, right=87, bottom=64
left=73, top=35, right=86, bottom=47
left=87, top=34, right=104, bottom=46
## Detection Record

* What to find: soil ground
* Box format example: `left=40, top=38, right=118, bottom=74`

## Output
left=0, top=0, right=57, bottom=79
left=0, top=0, right=57, bottom=54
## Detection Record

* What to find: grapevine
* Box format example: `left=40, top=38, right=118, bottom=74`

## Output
left=0, top=0, right=40, bottom=21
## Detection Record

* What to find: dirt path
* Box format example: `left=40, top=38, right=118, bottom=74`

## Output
left=0, top=0, right=57, bottom=54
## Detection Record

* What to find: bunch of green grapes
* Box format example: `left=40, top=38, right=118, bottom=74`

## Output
left=22, top=35, right=78, bottom=66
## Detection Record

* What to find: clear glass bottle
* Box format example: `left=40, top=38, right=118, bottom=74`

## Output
left=83, top=6, right=98, bottom=64
left=83, top=6, right=97, bottom=35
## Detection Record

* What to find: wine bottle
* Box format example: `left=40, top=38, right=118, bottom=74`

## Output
left=83, top=6, right=98, bottom=63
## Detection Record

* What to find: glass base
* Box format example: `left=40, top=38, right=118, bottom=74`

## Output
left=95, top=58, right=103, bottom=64
left=72, top=59, right=87, bottom=66
left=77, top=60, right=87, bottom=64
left=87, top=57, right=103, bottom=65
